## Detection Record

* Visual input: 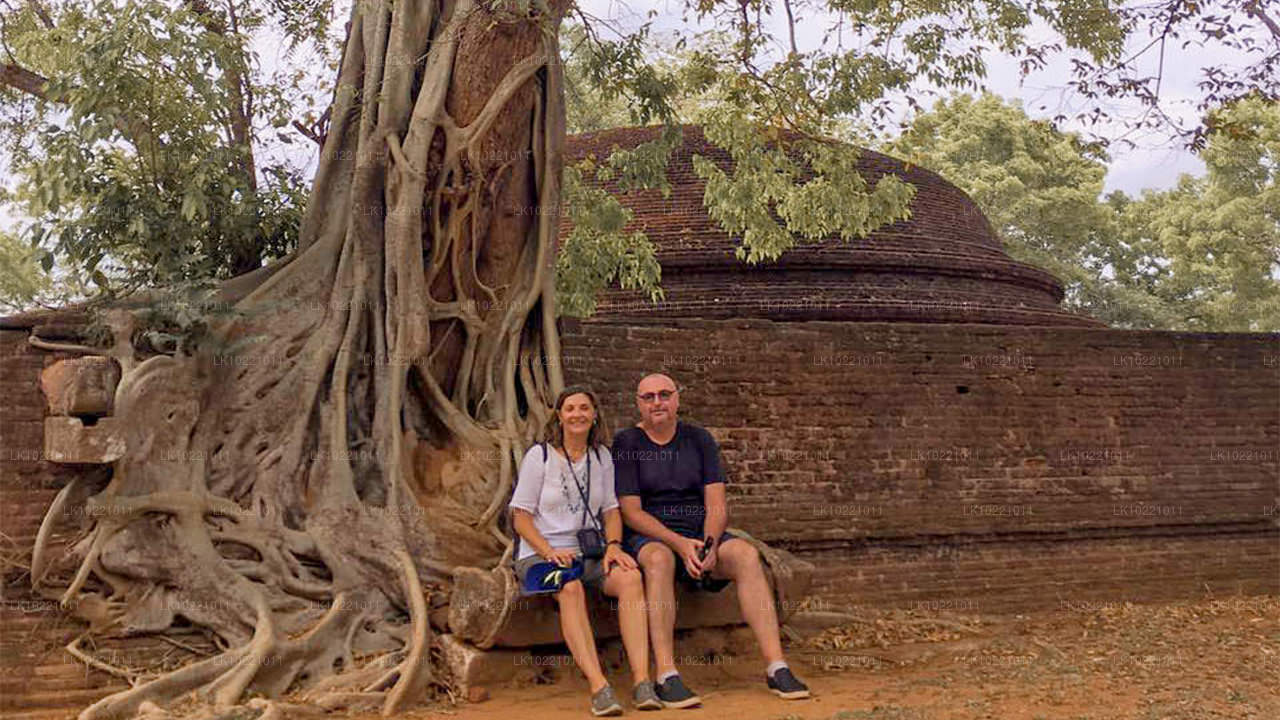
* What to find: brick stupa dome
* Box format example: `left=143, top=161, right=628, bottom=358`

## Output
left=565, top=125, right=1102, bottom=327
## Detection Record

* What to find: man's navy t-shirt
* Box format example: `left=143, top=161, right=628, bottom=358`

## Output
left=612, top=421, right=726, bottom=537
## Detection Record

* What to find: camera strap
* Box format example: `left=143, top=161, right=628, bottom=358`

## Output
left=565, top=448, right=602, bottom=532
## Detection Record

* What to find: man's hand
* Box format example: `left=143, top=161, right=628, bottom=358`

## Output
left=670, top=536, right=705, bottom=578
left=603, top=543, right=637, bottom=574
left=699, top=537, right=719, bottom=576
left=544, top=548, right=578, bottom=567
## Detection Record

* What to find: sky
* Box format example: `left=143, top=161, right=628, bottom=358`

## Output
left=973, top=20, right=1211, bottom=195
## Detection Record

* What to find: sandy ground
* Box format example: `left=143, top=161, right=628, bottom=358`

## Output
left=350, top=594, right=1278, bottom=720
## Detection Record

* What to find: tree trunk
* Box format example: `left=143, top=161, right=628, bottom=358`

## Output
left=31, top=1, right=568, bottom=717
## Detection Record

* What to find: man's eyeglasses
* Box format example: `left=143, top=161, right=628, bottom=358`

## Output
left=637, top=389, right=678, bottom=403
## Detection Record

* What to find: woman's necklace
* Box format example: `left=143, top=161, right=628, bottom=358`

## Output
left=562, top=442, right=587, bottom=464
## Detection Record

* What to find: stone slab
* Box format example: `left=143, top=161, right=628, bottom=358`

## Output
left=438, top=634, right=536, bottom=694
left=44, top=416, right=125, bottom=464
left=486, top=584, right=748, bottom=648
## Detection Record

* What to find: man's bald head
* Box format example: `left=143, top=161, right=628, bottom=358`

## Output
left=637, top=373, right=677, bottom=393
left=635, top=373, right=680, bottom=430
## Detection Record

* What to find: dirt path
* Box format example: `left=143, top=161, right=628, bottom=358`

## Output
left=347, top=595, right=1277, bottom=720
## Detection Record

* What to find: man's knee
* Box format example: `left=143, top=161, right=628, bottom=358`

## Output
left=639, top=543, right=675, bottom=575
left=722, top=540, right=764, bottom=578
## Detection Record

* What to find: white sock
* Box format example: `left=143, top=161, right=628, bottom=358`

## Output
left=657, top=670, right=679, bottom=684
left=766, top=660, right=788, bottom=678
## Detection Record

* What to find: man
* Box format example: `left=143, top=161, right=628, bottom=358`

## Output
left=612, top=373, right=810, bottom=707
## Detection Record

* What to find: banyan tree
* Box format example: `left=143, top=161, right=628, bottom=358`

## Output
left=31, top=0, right=574, bottom=716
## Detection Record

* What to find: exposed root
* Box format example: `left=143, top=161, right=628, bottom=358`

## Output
left=28, top=336, right=101, bottom=355
left=0, top=532, right=29, bottom=578
left=78, top=647, right=253, bottom=720
left=206, top=593, right=276, bottom=707
left=157, top=635, right=213, bottom=658
left=66, top=634, right=145, bottom=686
left=382, top=550, right=433, bottom=715
left=313, top=692, right=385, bottom=713
left=61, top=526, right=105, bottom=607
left=30, top=476, right=79, bottom=585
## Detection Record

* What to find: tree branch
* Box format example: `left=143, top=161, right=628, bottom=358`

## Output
left=2, top=58, right=153, bottom=146
left=185, top=0, right=260, bottom=274
left=185, top=0, right=226, bottom=32
left=782, top=0, right=798, bottom=55
left=27, top=0, right=55, bottom=29
left=1, top=60, right=48, bottom=99
left=1244, top=0, right=1280, bottom=45
left=292, top=119, right=323, bottom=146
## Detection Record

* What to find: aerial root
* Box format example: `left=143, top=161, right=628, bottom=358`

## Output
left=381, top=549, right=433, bottom=715
left=31, top=476, right=82, bottom=586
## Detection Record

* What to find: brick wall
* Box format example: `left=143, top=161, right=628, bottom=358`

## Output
left=2, top=318, right=1277, bottom=717
left=561, top=317, right=1280, bottom=612
left=1, top=328, right=123, bottom=719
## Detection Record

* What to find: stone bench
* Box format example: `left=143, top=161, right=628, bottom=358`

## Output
left=450, top=530, right=808, bottom=648
left=449, top=531, right=812, bottom=648
left=443, top=532, right=812, bottom=691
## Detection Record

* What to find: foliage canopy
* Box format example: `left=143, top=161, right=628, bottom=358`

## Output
left=890, top=93, right=1279, bottom=331
left=2, top=0, right=1278, bottom=327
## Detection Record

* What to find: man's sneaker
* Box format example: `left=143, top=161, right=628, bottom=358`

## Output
left=633, top=680, right=663, bottom=710
left=591, top=685, right=624, bottom=716
left=655, top=674, right=702, bottom=709
left=766, top=667, right=810, bottom=699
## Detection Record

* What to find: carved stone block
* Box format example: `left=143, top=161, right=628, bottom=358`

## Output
left=40, top=357, right=120, bottom=416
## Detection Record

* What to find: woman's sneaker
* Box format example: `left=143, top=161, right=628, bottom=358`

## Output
left=633, top=680, right=663, bottom=710
left=591, top=685, right=624, bottom=716
left=766, top=667, right=810, bottom=699
left=655, top=674, right=701, bottom=709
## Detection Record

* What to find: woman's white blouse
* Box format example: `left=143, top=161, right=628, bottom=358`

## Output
left=509, top=444, right=618, bottom=560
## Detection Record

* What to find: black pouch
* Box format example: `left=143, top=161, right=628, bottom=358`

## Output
left=576, top=527, right=605, bottom=559
left=569, top=450, right=605, bottom=559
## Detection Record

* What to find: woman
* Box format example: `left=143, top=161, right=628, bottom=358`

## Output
left=509, top=386, right=662, bottom=716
